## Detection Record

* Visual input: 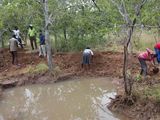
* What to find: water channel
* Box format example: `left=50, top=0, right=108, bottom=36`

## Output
left=0, top=77, right=128, bottom=120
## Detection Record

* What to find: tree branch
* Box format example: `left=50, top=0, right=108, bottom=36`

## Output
left=91, top=0, right=101, bottom=12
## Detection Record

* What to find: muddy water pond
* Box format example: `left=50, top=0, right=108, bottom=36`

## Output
left=0, top=77, right=128, bottom=120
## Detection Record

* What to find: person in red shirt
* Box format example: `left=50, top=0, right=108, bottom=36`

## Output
left=138, top=48, right=157, bottom=76
left=154, top=42, right=160, bottom=63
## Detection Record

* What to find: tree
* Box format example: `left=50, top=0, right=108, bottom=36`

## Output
left=111, top=0, right=147, bottom=96
left=43, top=0, right=54, bottom=71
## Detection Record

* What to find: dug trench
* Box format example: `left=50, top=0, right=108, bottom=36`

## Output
left=0, top=48, right=160, bottom=120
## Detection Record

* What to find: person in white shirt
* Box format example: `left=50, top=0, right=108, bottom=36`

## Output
left=12, top=26, right=23, bottom=48
left=9, top=26, right=23, bottom=48
left=82, top=47, right=94, bottom=69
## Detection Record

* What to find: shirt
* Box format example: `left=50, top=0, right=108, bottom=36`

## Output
left=9, top=38, right=18, bottom=51
left=138, top=51, right=153, bottom=61
left=83, top=49, right=94, bottom=55
left=39, top=34, right=45, bottom=45
left=28, top=28, right=36, bottom=37
left=13, top=29, right=20, bottom=39
left=154, top=42, right=160, bottom=49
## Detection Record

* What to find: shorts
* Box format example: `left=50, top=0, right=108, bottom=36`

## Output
left=82, top=53, right=91, bottom=64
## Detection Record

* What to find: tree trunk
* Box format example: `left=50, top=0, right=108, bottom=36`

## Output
left=122, top=0, right=147, bottom=96
left=63, top=26, right=67, bottom=41
left=43, top=0, right=53, bottom=71
left=123, top=26, right=134, bottom=96
left=54, top=32, right=58, bottom=52
left=0, top=30, right=6, bottom=48
left=0, top=34, right=2, bottom=48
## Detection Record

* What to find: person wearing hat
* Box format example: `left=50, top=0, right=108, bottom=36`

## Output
left=81, top=47, right=94, bottom=69
left=28, top=24, right=37, bottom=50
left=138, top=48, right=157, bottom=76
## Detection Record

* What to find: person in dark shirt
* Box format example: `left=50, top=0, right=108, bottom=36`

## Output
left=39, top=30, right=46, bottom=57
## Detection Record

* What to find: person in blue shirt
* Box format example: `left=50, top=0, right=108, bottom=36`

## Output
left=39, top=30, right=46, bottom=57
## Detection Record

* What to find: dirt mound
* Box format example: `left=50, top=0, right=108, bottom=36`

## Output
left=0, top=49, right=140, bottom=80
left=55, top=51, right=139, bottom=77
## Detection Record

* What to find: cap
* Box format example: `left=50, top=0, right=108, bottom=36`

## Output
left=29, top=24, right=33, bottom=27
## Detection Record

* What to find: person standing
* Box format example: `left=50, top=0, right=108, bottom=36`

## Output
left=28, top=24, right=37, bottom=50
left=82, top=47, right=94, bottom=69
left=9, top=34, right=19, bottom=65
left=39, top=30, right=46, bottom=57
left=138, top=48, right=156, bottom=76
left=154, top=42, right=160, bottom=63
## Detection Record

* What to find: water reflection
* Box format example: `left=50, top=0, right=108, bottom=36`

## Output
left=0, top=77, right=127, bottom=120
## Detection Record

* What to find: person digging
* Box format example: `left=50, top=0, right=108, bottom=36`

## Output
left=81, top=47, right=94, bottom=70
left=138, top=48, right=157, bottom=77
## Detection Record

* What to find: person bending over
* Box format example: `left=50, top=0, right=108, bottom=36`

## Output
left=82, top=47, right=94, bottom=69
left=138, top=48, right=157, bottom=76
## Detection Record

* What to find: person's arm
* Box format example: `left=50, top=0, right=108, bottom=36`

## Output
left=90, top=50, right=94, bottom=63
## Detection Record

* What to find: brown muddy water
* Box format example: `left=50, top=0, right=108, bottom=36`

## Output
left=0, top=77, right=128, bottom=120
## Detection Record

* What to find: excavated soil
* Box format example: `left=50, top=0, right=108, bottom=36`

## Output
left=0, top=48, right=140, bottom=86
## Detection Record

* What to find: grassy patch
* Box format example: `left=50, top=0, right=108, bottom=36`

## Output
left=144, top=85, right=160, bottom=101
left=28, top=63, right=48, bottom=74
left=134, top=84, right=160, bottom=102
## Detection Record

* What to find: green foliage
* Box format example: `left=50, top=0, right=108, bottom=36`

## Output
left=0, top=0, right=159, bottom=51
left=135, top=74, right=142, bottom=81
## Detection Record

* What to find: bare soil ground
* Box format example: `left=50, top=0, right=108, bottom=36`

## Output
left=0, top=49, right=139, bottom=80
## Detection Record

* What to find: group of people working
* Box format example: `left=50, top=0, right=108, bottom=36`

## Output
left=138, top=42, right=160, bottom=76
left=9, top=24, right=160, bottom=75
left=9, top=25, right=46, bottom=65
left=9, top=24, right=94, bottom=68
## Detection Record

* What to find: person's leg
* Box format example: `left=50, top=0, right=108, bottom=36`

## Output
left=39, top=46, right=43, bottom=57
left=85, top=53, right=90, bottom=70
left=139, top=58, right=147, bottom=76
left=30, top=37, right=34, bottom=50
left=157, top=49, right=160, bottom=63
left=14, top=51, right=18, bottom=65
left=155, top=48, right=160, bottom=63
left=33, top=36, right=37, bottom=49
left=41, top=45, right=46, bottom=57
left=82, top=53, right=88, bottom=69
left=11, top=52, right=14, bottom=64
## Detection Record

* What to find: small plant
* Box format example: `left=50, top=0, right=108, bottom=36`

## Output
left=135, top=74, right=142, bottom=81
